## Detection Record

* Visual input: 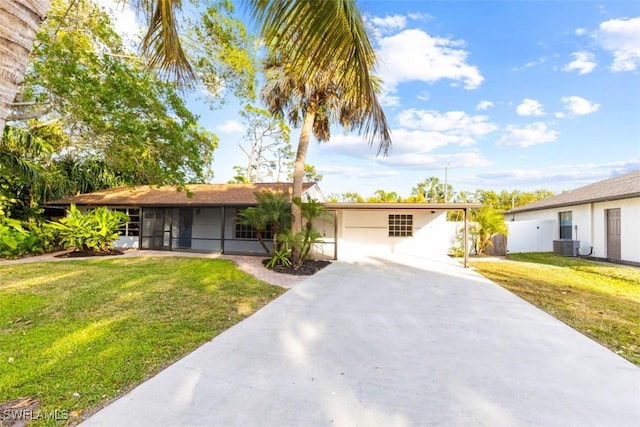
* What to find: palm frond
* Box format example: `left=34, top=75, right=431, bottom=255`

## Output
left=137, top=0, right=194, bottom=83
left=246, top=0, right=391, bottom=154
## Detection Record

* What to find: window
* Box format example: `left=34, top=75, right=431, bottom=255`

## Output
left=113, top=208, right=140, bottom=236
left=235, top=212, right=273, bottom=240
left=388, top=214, right=413, bottom=237
left=559, top=211, right=572, bottom=239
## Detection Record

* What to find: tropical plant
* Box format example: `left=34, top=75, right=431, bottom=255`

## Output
left=253, top=190, right=291, bottom=251
left=281, top=198, right=332, bottom=267
left=236, top=190, right=291, bottom=256
left=49, top=204, right=129, bottom=252
left=265, top=247, right=292, bottom=269
left=0, top=216, right=58, bottom=259
left=470, top=206, right=508, bottom=255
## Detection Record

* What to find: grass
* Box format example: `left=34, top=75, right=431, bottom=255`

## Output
left=470, top=253, right=640, bottom=366
left=0, top=257, right=286, bottom=425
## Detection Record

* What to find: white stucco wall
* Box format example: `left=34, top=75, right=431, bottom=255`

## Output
left=591, top=199, right=640, bottom=263
left=190, top=208, right=223, bottom=251
left=335, top=210, right=448, bottom=260
left=509, top=197, right=640, bottom=263
left=115, top=236, right=139, bottom=248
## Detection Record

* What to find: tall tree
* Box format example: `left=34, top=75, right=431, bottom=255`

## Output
left=256, top=0, right=391, bottom=242
left=11, top=0, right=217, bottom=187
left=233, top=104, right=292, bottom=183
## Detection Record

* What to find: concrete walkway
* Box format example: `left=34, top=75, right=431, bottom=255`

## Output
left=81, top=255, right=640, bottom=427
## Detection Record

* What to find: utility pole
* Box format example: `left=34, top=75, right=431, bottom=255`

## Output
left=443, top=164, right=449, bottom=203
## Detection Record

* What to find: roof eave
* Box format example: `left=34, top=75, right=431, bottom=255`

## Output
left=507, top=192, right=640, bottom=214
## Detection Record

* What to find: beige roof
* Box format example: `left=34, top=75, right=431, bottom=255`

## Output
left=47, top=183, right=318, bottom=207
left=509, top=169, right=640, bottom=213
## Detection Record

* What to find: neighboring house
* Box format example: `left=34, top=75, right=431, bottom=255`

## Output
left=48, top=183, right=480, bottom=265
left=505, top=169, right=640, bottom=265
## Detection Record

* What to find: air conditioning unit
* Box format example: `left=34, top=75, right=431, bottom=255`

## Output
left=553, top=240, right=580, bottom=257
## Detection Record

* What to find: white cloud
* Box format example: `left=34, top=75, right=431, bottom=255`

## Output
left=496, top=122, right=558, bottom=147
left=320, top=109, right=497, bottom=159
left=397, top=109, right=498, bottom=144
left=407, top=12, right=432, bottom=21
left=378, top=152, right=491, bottom=169
left=369, top=15, right=407, bottom=33
left=575, top=28, right=587, bottom=36
left=215, top=120, right=243, bottom=133
left=377, top=29, right=484, bottom=92
left=563, top=51, right=597, bottom=74
left=476, top=100, right=494, bottom=111
left=561, top=96, right=601, bottom=115
left=477, top=160, right=640, bottom=188
left=594, top=17, right=640, bottom=71
left=379, top=91, right=401, bottom=107
left=516, top=99, right=545, bottom=116
left=320, top=165, right=398, bottom=179
left=555, top=112, right=566, bottom=119
left=511, top=55, right=557, bottom=71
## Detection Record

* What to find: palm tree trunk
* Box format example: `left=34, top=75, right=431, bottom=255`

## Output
left=291, top=107, right=315, bottom=234
left=0, top=0, right=50, bottom=138
left=290, top=106, right=315, bottom=264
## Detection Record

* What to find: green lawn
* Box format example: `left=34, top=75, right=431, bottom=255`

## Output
left=471, top=253, right=640, bottom=366
left=0, top=257, right=285, bottom=425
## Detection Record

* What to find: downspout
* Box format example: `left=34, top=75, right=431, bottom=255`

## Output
left=333, top=210, right=338, bottom=261
left=464, top=207, right=469, bottom=268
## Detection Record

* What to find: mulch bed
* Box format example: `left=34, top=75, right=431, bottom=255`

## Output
left=262, top=259, right=332, bottom=276
left=54, top=249, right=125, bottom=258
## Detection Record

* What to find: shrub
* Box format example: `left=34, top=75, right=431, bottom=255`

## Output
left=49, top=204, right=128, bottom=252
left=0, top=218, right=58, bottom=259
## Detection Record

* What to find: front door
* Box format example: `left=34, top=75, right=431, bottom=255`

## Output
left=606, top=208, right=621, bottom=261
left=142, top=208, right=172, bottom=250
left=176, top=208, right=193, bottom=249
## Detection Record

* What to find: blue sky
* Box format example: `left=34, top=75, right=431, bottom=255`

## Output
left=104, top=0, right=640, bottom=198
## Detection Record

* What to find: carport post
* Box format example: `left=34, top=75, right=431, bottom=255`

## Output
left=464, top=207, right=469, bottom=268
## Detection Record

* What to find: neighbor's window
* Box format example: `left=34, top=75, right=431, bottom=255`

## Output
left=113, top=208, right=140, bottom=236
left=388, top=214, right=413, bottom=237
left=559, top=211, right=572, bottom=239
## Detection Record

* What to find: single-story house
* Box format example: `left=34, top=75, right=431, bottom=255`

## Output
left=505, top=169, right=640, bottom=266
left=48, top=183, right=480, bottom=266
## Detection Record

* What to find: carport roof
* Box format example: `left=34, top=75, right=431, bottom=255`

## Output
left=322, top=202, right=481, bottom=211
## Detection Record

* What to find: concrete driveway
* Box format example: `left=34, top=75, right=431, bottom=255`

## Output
left=82, top=255, right=640, bottom=426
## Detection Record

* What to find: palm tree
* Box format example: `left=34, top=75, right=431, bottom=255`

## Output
left=257, top=0, right=391, bottom=240
left=0, top=1, right=50, bottom=136
left=368, top=190, right=401, bottom=203
left=471, top=206, right=508, bottom=255
left=253, top=190, right=291, bottom=251
left=236, top=206, right=270, bottom=254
